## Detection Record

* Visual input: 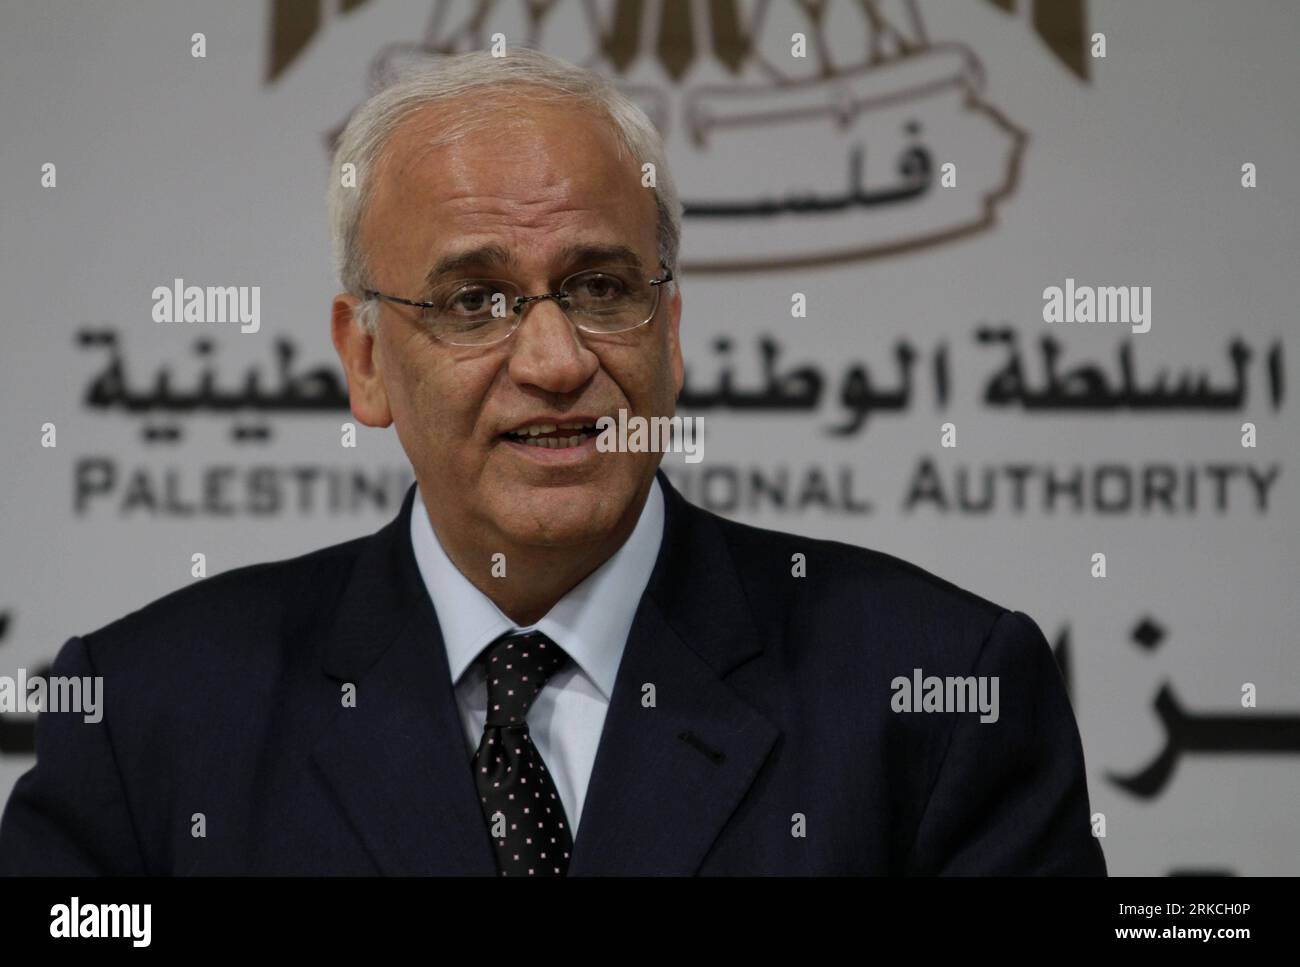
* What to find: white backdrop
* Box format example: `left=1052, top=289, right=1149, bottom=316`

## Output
left=1, top=0, right=1296, bottom=875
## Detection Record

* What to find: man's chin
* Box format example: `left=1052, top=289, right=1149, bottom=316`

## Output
left=489, top=479, right=635, bottom=549
left=497, top=512, right=614, bottom=549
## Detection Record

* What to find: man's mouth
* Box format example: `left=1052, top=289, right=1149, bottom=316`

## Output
left=501, top=420, right=601, bottom=449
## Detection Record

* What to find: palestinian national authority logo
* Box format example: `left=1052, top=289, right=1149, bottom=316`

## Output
left=271, top=0, right=1090, bottom=272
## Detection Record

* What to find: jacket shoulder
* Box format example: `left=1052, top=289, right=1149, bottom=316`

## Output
left=75, top=533, right=372, bottom=671
left=700, top=508, right=1018, bottom=667
left=713, top=510, right=1006, bottom=614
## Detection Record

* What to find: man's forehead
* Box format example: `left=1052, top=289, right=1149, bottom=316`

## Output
left=418, top=241, right=651, bottom=295
left=379, top=97, right=632, bottom=202
left=366, top=97, right=657, bottom=276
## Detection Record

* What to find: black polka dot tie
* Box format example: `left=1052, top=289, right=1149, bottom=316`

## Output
left=471, top=631, right=574, bottom=877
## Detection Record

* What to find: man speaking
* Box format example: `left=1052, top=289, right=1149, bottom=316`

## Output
left=0, top=48, right=1105, bottom=876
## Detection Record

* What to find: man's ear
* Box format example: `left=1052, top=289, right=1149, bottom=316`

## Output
left=666, top=283, right=684, bottom=397
left=331, top=294, right=393, bottom=427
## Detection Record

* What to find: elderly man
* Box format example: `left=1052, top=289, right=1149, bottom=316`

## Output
left=0, top=48, right=1104, bottom=876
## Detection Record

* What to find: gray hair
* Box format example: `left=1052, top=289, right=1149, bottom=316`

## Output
left=327, top=47, right=682, bottom=333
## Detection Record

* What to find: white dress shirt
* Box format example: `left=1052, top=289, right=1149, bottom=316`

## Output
left=408, top=478, right=665, bottom=835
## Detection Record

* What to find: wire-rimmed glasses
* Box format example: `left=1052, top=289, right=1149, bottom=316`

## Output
left=363, top=263, right=675, bottom=347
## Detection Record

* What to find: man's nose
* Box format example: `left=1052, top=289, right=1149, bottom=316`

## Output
left=505, top=298, right=599, bottom=394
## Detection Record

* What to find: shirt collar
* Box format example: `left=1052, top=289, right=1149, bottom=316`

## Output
left=408, top=477, right=665, bottom=701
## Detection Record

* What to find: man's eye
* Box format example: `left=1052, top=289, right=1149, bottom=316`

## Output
left=446, top=285, right=497, bottom=314
left=571, top=273, right=629, bottom=301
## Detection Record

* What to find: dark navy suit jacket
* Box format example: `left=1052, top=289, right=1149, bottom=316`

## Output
left=0, top=472, right=1106, bottom=875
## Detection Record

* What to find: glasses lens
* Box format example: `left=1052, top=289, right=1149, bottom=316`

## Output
left=422, top=279, right=520, bottom=345
left=562, top=265, right=658, bottom=332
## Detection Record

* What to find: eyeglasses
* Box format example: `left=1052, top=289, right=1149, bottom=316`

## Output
left=363, top=263, right=675, bottom=347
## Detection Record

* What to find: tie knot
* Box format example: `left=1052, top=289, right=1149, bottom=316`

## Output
left=479, top=631, right=568, bottom=727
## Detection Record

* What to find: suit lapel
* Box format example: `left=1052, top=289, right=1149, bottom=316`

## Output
left=310, top=474, right=780, bottom=876
left=568, top=473, right=780, bottom=875
left=311, top=487, right=496, bottom=876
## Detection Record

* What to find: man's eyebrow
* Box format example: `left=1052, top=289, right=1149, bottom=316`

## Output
left=554, top=243, right=645, bottom=273
left=422, top=242, right=647, bottom=290
left=424, top=244, right=517, bottom=288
